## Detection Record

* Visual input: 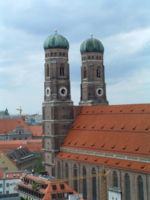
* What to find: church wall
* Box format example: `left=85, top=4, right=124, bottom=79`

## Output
left=56, top=159, right=150, bottom=200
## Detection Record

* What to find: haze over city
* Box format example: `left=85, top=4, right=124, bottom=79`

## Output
left=0, top=0, right=150, bottom=114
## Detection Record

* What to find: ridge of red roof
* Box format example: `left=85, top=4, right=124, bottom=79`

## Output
left=0, top=118, right=30, bottom=134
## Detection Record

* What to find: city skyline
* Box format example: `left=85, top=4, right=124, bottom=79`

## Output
left=0, top=0, right=150, bottom=114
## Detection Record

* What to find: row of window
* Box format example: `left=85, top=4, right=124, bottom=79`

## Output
left=113, top=171, right=144, bottom=200
left=56, top=162, right=145, bottom=200
left=57, top=163, right=97, bottom=200
left=82, top=55, right=102, bottom=60
left=45, top=52, right=67, bottom=57
left=46, top=64, right=65, bottom=77
left=83, top=68, right=101, bottom=78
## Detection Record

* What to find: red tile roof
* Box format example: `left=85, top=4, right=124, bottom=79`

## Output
left=29, top=126, right=42, bottom=137
left=18, top=173, right=78, bottom=200
left=58, top=104, right=150, bottom=173
left=0, top=118, right=30, bottom=134
left=57, top=152, right=150, bottom=174
left=0, top=169, right=5, bottom=179
left=0, top=139, right=42, bottom=152
left=4, top=171, right=23, bottom=179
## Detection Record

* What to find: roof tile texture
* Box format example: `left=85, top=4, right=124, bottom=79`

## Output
left=62, top=104, right=150, bottom=158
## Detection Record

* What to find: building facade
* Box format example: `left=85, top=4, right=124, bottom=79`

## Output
left=42, top=33, right=150, bottom=200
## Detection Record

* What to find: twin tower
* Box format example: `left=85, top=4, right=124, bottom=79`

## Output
left=42, top=32, right=108, bottom=176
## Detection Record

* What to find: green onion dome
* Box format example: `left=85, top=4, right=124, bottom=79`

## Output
left=80, top=37, right=104, bottom=54
left=43, top=32, right=69, bottom=50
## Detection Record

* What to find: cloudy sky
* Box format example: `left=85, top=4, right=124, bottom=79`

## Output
left=0, top=0, right=150, bottom=114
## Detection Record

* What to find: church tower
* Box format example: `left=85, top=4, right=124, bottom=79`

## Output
left=79, top=36, right=108, bottom=106
left=42, top=32, right=73, bottom=176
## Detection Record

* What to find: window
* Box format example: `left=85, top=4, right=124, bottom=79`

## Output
left=65, top=163, right=69, bottom=180
left=113, top=171, right=118, bottom=187
left=57, top=162, right=61, bottom=178
left=125, top=173, right=131, bottom=200
left=52, top=184, right=57, bottom=190
left=83, top=166, right=87, bottom=199
left=96, top=68, right=101, bottom=77
left=73, top=164, right=78, bottom=191
left=60, top=64, right=64, bottom=76
left=0, top=184, right=2, bottom=188
left=83, top=68, right=87, bottom=78
left=137, top=176, right=144, bottom=200
left=60, top=184, right=65, bottom=190
left=92, top=168, right=97, bottom=200
left=46, top=64, right=50, bottom=77
left=6, top=183, right=9, bottom=187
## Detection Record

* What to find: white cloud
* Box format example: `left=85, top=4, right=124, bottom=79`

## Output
left=103, top=27, right=150, bottom=62
left=107, top=67, right=150, bottom=104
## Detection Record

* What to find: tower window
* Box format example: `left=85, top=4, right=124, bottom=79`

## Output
left=83, top=68, right=87, bottom=78
left=51, top=52, right=53, bottom=56
left=59, top=52, right=62, bottom=56
left=96, top=68, right=100, bottom=77
left=60, top=64, right=64, bottom=76
left=46, top=64, right=50, bottom=77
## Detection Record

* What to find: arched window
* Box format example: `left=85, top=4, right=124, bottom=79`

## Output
left=96, top=68, right=100, bottom=77
left=57, top=162, right=61, bottom=179
left=83, top=68, right=87, bottom=78
left=65, top=163, right=69, bottom=180
left=73, top=164, right=78, bottom=191
left=46, top=64, right=50, bottom=77
left=137, top=176, right=144, bottom=200
left=92, top=168, right=97, bottom=200
left=83, top=166, right=87, bottom=199
left=125, top=173, right=131, bottom=200
left=60, top=64, right=64, bottom=76
left=113, top=171, right=118, bottom=187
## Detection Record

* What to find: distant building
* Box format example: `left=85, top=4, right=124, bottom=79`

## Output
left=0, top=108, right=9, bottom=119
left=0, top=146, right=39, bottom=171
left=0, top=169, right=23, bottom=200
left=17, top=173, right=80, bottom=200
left=7, top=146, right=39, bottom=170
left=0, top=118, right=42, bottom=140
left=23, top=114, right=42, bottom=126
left=0, top=152, right=18, bottom=171
left=0, top=118, right=32, bottom=140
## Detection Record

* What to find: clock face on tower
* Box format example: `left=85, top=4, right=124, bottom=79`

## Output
left=59, top=87, right=68, bottom=96
left=96, top=88, right=103, bottom=96
left=45, top=87, right=51, bottom=97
